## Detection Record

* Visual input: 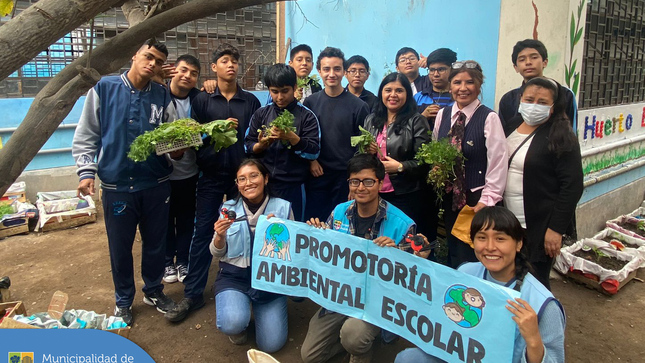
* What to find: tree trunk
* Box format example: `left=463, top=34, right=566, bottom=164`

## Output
left=0, top=0, right=124, bottom=81
left=0, top=0, right=286, bottom=196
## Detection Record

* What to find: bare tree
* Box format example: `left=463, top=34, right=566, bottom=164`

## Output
left=0, top=0, right=288, bottom=196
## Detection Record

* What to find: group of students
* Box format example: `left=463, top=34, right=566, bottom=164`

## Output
left=72, top=37, right=583, bottom=363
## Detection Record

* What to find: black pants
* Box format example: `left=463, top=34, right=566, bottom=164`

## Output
left=102, top=183, right=170, bottom=307
left=531, top=259, right=554, bottom=290
left=442, top=190, right=481, bottom=269
left=165, top=174, right=198, bottom=267
left=380, top=188, right=437, bottom=242
left=270, top=181, right=305, bottom=222
left=304, top=170, right=349, bottom=221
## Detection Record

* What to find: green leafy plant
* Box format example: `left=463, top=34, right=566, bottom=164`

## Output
left=638, top=220, right=645, bottom=232
left=565, top=0, right=588, bottom=96
left=128, top=118, right=237, bottom=162
left=0, top=202, right=13, bottom=219
left=296, top=74, right=320, bottom=89
left=591, top=246, right=609, bottom=263
left=415, top=139, right=464, bottom=202
left=258, top=110, right=297, bottom=148
left=350, top=126, right=380, bottom=156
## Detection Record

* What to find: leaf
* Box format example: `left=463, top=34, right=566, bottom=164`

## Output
left=573, top=27, right=584, bottom=46
left=565, top=65, right=571, bottom=82
left=578, top=0, right=585, bottom=19
left=350, top=126, right=376, bottom=154
left=570, top=13, right=576, bottom=49
left=0, top=0, right=13, bottom=16
left=571, top=59, right=578, bottom=75
left=572, top=73, right=580, bottom=96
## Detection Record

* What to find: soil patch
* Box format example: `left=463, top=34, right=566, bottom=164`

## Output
left=617, top=221, right=645, bottom=237
left=601, top=236, right=641, bottom=249
left=573, top=249, right=629, bottom=271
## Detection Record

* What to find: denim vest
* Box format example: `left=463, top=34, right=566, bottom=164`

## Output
left=221, top=197, right=292, bottom=260
left=330, top=200, right=414, bottom=245
left=437, top=105, right=492, bottom=190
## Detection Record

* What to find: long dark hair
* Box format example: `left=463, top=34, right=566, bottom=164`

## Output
left=372, top=72, right=418, bottom=134
left=519, top=77, right=577, bottom=157
left=470, top=207, right=533, bottom=284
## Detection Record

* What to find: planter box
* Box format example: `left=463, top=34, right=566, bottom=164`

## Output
left=0, top=216, right=29, bottom=239
left=606, top=215, right=645, bottom=241
left=592, top=228, right=645, bottom=255
left=555, top=239, right=643, bottom=295
left=36, top=191, right=96, bottom=232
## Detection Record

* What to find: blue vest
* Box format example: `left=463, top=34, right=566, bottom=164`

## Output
left=330, top=200, right=415, bottom=245
left=221, top=197, right=292, bottom=260
left=437, top=105, right=492, bottom=190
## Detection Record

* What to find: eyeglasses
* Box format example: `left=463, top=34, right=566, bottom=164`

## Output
left=348, top=178, right=377, bottom=187
left=235, top=172, right=262, bottom=185
left=428, top=67, right=448, bottom=74
left=346, top=69, right=368, bottom=76
left=452, top=61, right=482, bottom=71
left=398, top=56, right=418, bottom=64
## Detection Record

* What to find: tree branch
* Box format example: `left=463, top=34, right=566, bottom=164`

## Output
left=0, top=0, right=288, bottom=196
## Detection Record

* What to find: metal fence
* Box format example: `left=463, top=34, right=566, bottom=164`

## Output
left=0, top=1, right=277, bottom=98
left=580, top=0, right=645, bottom=108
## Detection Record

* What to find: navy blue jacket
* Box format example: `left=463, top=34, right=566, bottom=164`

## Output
left=244, top=100, right=321, bottom=184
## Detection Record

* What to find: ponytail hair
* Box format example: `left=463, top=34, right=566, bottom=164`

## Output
left=470, top=206, right=534, bottom=285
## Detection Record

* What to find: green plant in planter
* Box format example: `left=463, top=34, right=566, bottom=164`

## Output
left=591, top=246, right=609, bottom=263
left=415, top=138, right=464, bottom=202
left=637, top=220, right=645, bottom=232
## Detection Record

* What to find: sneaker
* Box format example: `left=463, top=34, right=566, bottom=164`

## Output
left=143, top=290, right=176, bottom=313
left=163, top=265, right=178, bottom=283
left=165, top=296, right=205, bottom=322
left=114, top=306, right=133, bottom=326
left=176, top=264, right=188, bottom=283
left=228, top=330, right=248, bottom=345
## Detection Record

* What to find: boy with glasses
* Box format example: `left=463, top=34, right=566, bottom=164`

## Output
left=344, top=55, right=378, bottom=111
left=413, top=48, right=457, bottom=125
left=301, top=153, right=419, bottom=363
left=498, top=39, right=577, bottom=135
left=395, top=47, right=431, bottom=95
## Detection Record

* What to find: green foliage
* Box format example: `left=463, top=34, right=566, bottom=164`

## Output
left=0, top=202, right=13, bottom=219
left=296, top=74, right=320, bottom=89
left=350, top=126, right=377, bottom=154
left=0, top=0, right=14, bottom=17
left=566, top=0, right=588, bottom=96
left=638, top=220, right=645, bottom=232
left=583, top=147, right=645, bottom=174
left=415, top=139, right=464, bottom=202
left=259, top=110, right=297, bottom=148
left=128, top=118, right=237, bottom=162
left=591, top=246, right=609, bottom=263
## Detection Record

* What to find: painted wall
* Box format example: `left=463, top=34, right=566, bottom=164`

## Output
left=285, top=0, right=502, bottom=106
left=494, top=0, right=587, bottom=108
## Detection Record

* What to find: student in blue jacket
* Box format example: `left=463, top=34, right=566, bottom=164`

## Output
left=210, top=159, right=294, bottom=353
left=244, top=63, right=321, bottom=221
left=395, top=207, right=565, bottom=363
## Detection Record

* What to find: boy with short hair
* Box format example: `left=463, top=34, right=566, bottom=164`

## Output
left=163, top=54, right=201, bottom=284
left=301, top=153, right=417, bottom=363
left=344, top=55, right=378, bottom=111
left=165, top=43, right=261, bottom=322
left=303, top=47, right=370, bottom=222
left=498, top=39, right=577, bottom=135
left=289, top=44, right=322, bottom=103
left=244, top=63, right=321, bottom=221
left=72, top=41, right=177, bottom=325
left=395, top=47, right=431, bottom=95
left=414, top=48, right=457, bottom=124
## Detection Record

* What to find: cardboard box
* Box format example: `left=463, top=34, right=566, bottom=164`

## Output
left=0, top=216, right=29, bottom=239
left=36, top=191, right=97, bottom=232
left=0, top=291, right=130, bottom=337
left=0, top=192, right=26, bottom=203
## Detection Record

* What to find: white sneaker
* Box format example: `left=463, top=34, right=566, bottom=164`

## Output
left=163, top=265, right=178, bottom=283
left=177, top=264, right=188, bottom=283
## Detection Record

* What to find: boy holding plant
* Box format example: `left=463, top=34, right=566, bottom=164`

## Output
left=244, top=64, right=321, bottom=221
left=289, top=44, right=322, bottom=103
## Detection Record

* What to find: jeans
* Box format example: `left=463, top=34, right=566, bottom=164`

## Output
left=215, top=290, right=288, bottom=353
left=394, top=348, right=446, bottom=363
left=165, top=175, right=198, bottom=267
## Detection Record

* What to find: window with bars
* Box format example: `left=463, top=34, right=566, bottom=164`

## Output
left=579, top=0, right=645, bottom=109
left=0, top=2, right=277, bottom=98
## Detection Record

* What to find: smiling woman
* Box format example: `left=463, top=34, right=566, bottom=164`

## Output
left=432, top=60, right=508, bottom=269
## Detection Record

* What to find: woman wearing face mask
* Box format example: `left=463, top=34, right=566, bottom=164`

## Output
left=432, top=60, right=508, bottom=269
left=504, top=77, right=583, bottom=290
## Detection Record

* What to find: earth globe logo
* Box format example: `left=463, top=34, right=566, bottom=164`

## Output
left=259, top=222, right=292, bottom=261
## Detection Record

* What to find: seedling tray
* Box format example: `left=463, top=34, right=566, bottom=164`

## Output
left=155, top=133, right=203, bottom=155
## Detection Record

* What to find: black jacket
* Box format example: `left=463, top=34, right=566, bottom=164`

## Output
left=517, top=122, right=583, bottom=262
left=363, top=113, right=430, bottom=195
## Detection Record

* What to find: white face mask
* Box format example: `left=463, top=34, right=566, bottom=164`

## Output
left=519, top=102, right=552, bottom=126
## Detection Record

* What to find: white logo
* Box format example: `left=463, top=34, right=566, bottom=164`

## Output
left=150, top=104, right=164, bottom=124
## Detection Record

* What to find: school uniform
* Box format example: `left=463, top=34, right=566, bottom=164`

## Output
left=303, top=90, right=369, bottom=221
left=345, top=86, right=379, bottom=112
left=244, top=99, right=321, bottom=221
left=184, top=85, right=260, bottom=301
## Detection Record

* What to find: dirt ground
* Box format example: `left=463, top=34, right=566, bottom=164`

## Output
left=2, top=210, right=645, bottom=363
